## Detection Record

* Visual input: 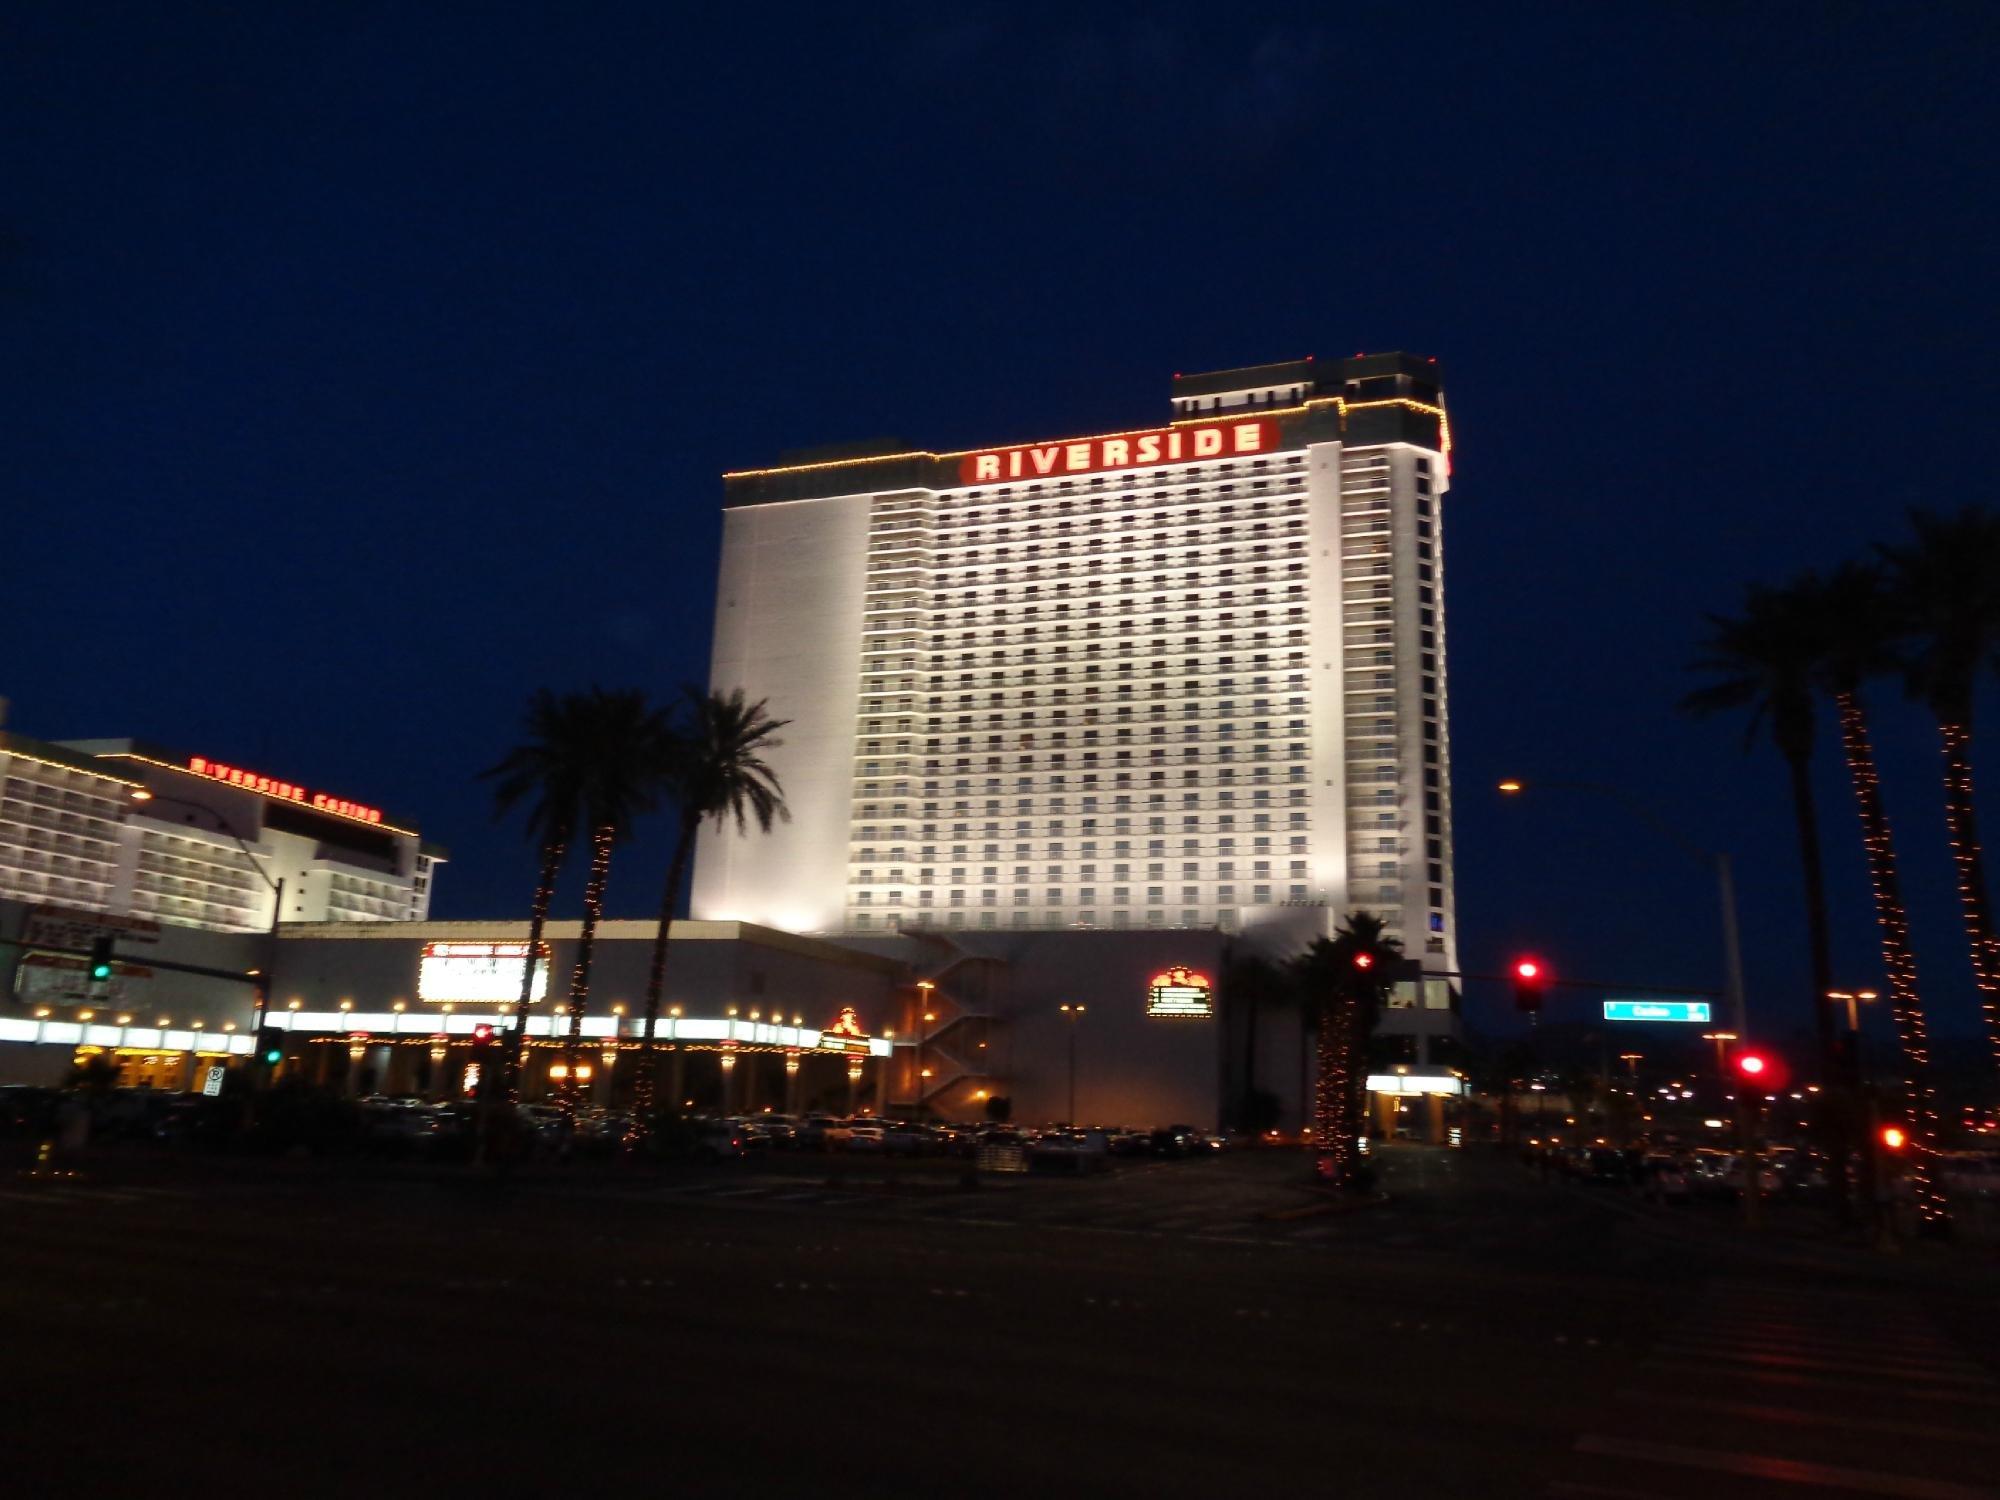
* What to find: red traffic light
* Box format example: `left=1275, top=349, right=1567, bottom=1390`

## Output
left=1732, top=1048, right=1788, bottom=1090
left=1510, top=956, right=1548, bottom=1014
left=1353, top=952, right=1375, bottom=971
left=1880, top=1124, right=1908, bottom=1151
left=471, top=1023, right=496, bottom=1045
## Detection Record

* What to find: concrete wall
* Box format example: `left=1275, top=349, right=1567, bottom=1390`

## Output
left=692, top=494, right=874, bottom=933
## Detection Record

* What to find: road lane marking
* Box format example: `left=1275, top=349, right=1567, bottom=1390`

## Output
left=1645, top=1360, right=2000, bottom=1407
left=1614, top=1389, right=2000, bottom=1447
left=1657, top=1339, right=1988, bottom=1380
left=1652, top=1346, right=1992, bottom=1387
left=1573, top=1433, right=2000, bottom=1500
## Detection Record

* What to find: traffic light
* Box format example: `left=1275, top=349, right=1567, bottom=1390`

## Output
left=1733, top=1048, right=1788, bottom=1091
left=1352, top=951, right=1376, bottom=972
left=471, top=1022, right=496, bottom=1045
left=88, top=936, right=114, bottom=984
left=1880, top=1123, right=1908, bottom=1152
left=1511, top=958, right=1547, bottom=1014
left=256, top=1027, right=285, bottom=1067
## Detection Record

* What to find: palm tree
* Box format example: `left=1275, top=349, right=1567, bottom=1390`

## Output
left=628, top=687, right=790, bottom=1138
left=1683, top=576, right=1848, bottom=1215
left=1880, top=507, right=2000, bottom=1076
left=1293, top=911, right=1399, bottom=1189
left=484, top=688, right=670, bottom=1120
left=483, top=690, right=589, bottom=1099
left=1813, top=564, right=1950, bottom=1228
left=1224, top=951, right=1291, bottom=1132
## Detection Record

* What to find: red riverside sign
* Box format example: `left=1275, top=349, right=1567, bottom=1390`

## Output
left=186, top=757, right=384, bottom=825
left=958, top=417, right=1279, bottom=485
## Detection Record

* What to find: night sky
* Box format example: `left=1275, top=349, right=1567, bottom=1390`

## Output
left=8, top=4, right=1998, bottom=1050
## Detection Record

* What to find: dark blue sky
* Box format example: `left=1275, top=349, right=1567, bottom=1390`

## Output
left=7, top=3, right=1997, bottom=1049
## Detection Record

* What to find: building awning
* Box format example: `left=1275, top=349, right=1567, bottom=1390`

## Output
left=1366, top=1069, right=1464, bottom=1097
left=0, top=1017, right=252, bottom=1054
left=265, top=1011, right=893, bottom=1055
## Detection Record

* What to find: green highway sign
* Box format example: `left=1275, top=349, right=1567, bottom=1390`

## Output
left=1603, top=1000, right=1712, bottom=1024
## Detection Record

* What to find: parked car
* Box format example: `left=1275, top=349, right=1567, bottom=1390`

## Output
left=694, top=1122, right=745, bottom=1160
left=1150, top=1124, right=1205, bottom=1158
left=1941, top=1153, right=2000, bottom=1196
left=757, top=1115, right=801, bottom=1149
left=1104, top=1127, right=1150, bottom=1158
left=1642, top=1154, right=1691, bottom=1203
left=845, top=1123, right=887, bottom=1152
left=517, top=1103, right=563, bottom=1136
left=361, top=1101, right=442, bottom=1152
left=1031, top=1128, right=1111, bottom=1173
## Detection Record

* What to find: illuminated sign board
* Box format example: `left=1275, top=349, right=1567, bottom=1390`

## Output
left=14, top=951, right=153, bottom=1007
left=1366, top=1073, right=1465, bottom=1096
left=1603, top=1000, right=1713, bottom=1024
left=417, top=942, right=550, bottom=1005
left=1146, top=966, right=1213, bottom=1019
left=186, top=756, right=384, bottom=826
left=959, top=417, right=1278, bottom=485
left=815, top=1005, right=873, bottom=1054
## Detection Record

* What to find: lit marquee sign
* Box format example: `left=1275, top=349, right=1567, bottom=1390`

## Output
left=815, top=1005, right=874, bottom=1054
left=959, top=417, right=1278, bottom=484
left=417, top=942, right=551, bottom=1005
left=186, top=757, right=384, bottom=825
left=1146, top=966, right=1214, bottom=1019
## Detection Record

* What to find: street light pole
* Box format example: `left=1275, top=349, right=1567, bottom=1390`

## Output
left=1828, top=988, right=1882, bottom=1228
left=129, top=789, right=284, bottom=1088
left=914, top=980, right=935, bottom=1120
left=1498, top=779, right=1748, bottom=1034
left=1702, top=1030, right=1738, bottom=1088
left=1059, top=1003, right=1085, bottom=1124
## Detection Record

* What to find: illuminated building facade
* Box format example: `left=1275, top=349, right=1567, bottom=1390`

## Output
left=694, top=354, right=1459, bottom=1050
left=0, top=730, right=442, bottom=934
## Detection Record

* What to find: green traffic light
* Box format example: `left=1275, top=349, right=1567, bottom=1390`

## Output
left=90, top=963, right=112, bottom=981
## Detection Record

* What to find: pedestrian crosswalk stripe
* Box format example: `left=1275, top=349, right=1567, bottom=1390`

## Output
left=1614, top=1389, right=2000, bottom=1448
left=1645, top=1359, right=2000, bottom=1407
left=1652, top=1345, right=1993, bottom=1387
left=1573, top=1433, right=2000, bottom=1500
left=1656, top=1338, right=1987, bottom=1379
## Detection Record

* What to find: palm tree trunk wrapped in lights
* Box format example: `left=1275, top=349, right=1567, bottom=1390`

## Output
left=558, top=824, right=615, bottom=1124
left=484, top=686, right=673, bottom=1137
left=629, top=688, right=789, bottom=1148
left=1833, top=687, right=1949, bottom=1227
left=1296, top=913, right=1395, bottom=1190
left=1938, top=722, right=2000, bottom=1070
left=504, top=840, right=563, bottom=1099
left=631, top=806, right=698, bottom=1127
left=1881, top=507, right=2000, bottom=1077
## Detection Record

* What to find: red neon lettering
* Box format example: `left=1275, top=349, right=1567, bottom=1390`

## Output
left=957, top=419, right=1277, bottom=486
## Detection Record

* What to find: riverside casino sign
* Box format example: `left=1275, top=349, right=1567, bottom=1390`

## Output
left=959, top=416, right=1278, bottom=484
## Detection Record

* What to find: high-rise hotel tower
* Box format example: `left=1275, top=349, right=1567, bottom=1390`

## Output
left=695, top=353, right=1457, bottom=977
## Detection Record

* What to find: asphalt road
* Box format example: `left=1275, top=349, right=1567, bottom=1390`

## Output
left=4, top=1144, right=1995, bottom=1499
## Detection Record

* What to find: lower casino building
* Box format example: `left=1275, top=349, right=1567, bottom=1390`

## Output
left=0, top=354, right=1466, bottom=1135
